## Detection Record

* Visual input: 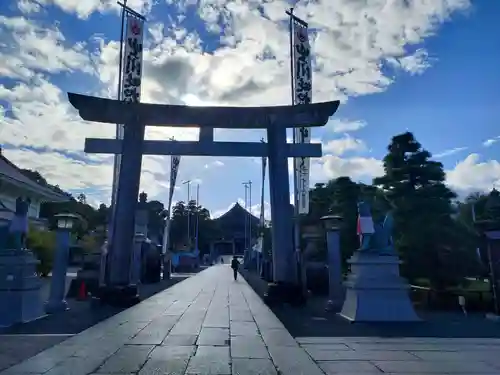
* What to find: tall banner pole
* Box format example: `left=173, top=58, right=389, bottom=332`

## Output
left=249, top=180, right=252, bottom=249
left=110, top=0, right=127, bottom=216
left=291, top=14, right=311, bottom=214
left=290, top=8, right=300, bottom=287
left=105, top=3, right=145, bottom=285
left=195, top=184, right=200, bottom=252
left=111, top=3, right=145, bottom=224
left=286, top=8, right=311, bottom=289
left=257, top=138, right=267, bottom=275
left=162, top=150, right=180, bottom=280
left=244, top=183, right=248, bottom=255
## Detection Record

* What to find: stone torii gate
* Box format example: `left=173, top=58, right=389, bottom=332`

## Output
left=68, top=93, right=339, bottom=305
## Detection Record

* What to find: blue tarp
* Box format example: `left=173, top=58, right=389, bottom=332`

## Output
left=171, top=249, right=200, bottom=267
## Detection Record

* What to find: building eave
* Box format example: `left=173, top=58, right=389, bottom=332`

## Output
left=0, top=175, right=69, bottom=202
left=0, top=151, right=70, bottom=202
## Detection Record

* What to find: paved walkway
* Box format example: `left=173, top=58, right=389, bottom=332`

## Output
left=298, top=336, right=500, bottom=374
left=3, top=265, right=500, bottom=374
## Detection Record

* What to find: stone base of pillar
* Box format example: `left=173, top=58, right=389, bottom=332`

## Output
left=97, top=285, right=140, bottom=308
left=44, top=299, right=68, bottom=314
left=340, top=252, right=420, bottom=322
left=264, top=282, right=306, bottom=307
left=325, top=299, right=343, bottom=312
left=0, top=250, right=43, bottom=327
left=162, top=259, right=171, bottom=280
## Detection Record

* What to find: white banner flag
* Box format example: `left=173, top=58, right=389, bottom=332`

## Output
left=112, top=14, right=145, bottom=206
left=292, top=21, right=312, bottom=214
left=162, top=155, right=181, bottom=254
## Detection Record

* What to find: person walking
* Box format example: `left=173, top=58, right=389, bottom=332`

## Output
left=231, top=256, right=240, bottom=281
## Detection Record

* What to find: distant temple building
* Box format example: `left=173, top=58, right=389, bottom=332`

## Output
left=211, top=202, right=260, bottom=256
left=0, top=148, right=68, bottom=229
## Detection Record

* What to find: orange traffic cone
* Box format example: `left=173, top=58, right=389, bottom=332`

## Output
left=77, top=281, right=87, bottom=300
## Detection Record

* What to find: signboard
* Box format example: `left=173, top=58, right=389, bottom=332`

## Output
left=112, top=14, right=144, bottom=205
left=292, top=21, right=312, bottom=214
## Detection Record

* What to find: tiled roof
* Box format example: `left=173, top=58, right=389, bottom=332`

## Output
left=0, top=150, right=69, bottom=201
left=214, top=202, right=260, bottom=224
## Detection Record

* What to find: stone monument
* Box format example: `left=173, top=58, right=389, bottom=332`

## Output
left=0, top=199, right=43, bottom=327
left=340, top=201, right=420, bottom=322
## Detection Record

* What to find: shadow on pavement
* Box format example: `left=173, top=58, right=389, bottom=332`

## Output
left=1, top=273, right=196, bottom=335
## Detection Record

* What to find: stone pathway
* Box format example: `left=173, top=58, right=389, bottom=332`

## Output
left=298, top=336, right=500, bottom=374
left=4, top=265, right=500, bottom=374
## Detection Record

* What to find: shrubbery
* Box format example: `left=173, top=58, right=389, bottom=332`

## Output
left=27, top=227, right=56, bottom=277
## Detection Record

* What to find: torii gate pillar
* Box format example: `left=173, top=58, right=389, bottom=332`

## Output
left=267, top=125, right=296, bottom=284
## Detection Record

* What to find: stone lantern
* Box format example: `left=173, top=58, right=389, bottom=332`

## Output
left=320, top=214, right=344, bottom=312
left=45, top=213, right=81, bottom=313
left=301, top=221, right=324, bottom=298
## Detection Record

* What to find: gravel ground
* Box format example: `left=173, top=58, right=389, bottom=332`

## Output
left=241, top=269, right=500, bottom=338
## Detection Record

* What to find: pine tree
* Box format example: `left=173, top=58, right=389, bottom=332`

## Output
left=373, top=132, right=472, bottom=288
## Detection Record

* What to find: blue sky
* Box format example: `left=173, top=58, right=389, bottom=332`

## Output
left=0, top=0, right=499, bottom=218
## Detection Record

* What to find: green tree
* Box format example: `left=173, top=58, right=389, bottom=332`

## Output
left=304, top=178, right=363, bottom=268
left=168, top=200, right=219, bottom=254
left=77, top=193, right=87, bottom=205
left=373, top=132, right=476, bottom=288
left=145, top=200, right=166, bottom=239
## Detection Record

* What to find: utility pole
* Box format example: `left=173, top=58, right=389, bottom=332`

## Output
left=183, top=180, right=191, bottom=248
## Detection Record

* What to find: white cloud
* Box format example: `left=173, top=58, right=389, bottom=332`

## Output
left=434, top=146, right=468, bottom=158
left=310, top=155, right=383, bottom=184
left=446, top=154, right=500, bottom=193
left=35, top=0, right=154, bottom=19
left=17, top=0, right=42, bottom=14
left=483, top=137, right=500, bottom=147
left=2, top=147, right=176, bottom=204
left=0, top=15, right=93, bottom=80
left=204, top=160, right=225, bottom=169
left=386, top=48, right=434, bottom=75
left=327, top=119, right=367, bottom=133
left=323, top=135, right=367, bottom=156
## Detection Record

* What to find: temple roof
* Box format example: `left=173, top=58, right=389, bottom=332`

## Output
left=68, top=93, right=340, bottom=129
left=214, top=202, right=260, bottom=225
left=0, top=150, right=69, bottom=202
